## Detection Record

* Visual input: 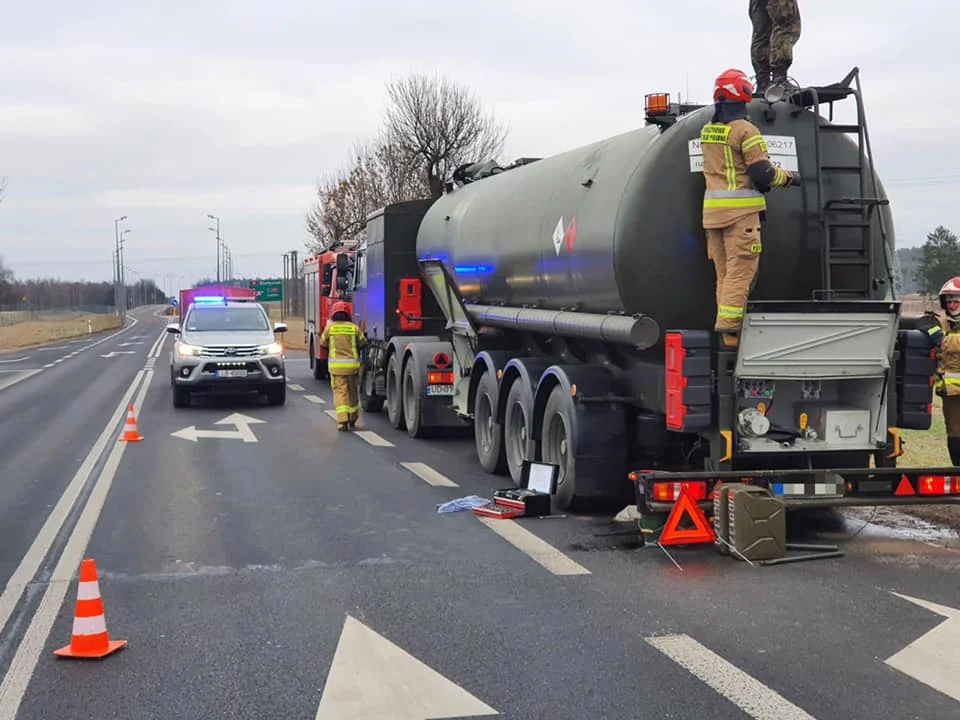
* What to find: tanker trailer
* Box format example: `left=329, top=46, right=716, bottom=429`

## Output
left=354, top=68, right=955, bottom=518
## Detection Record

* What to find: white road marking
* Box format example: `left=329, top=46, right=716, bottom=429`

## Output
left=287, top=383, right=305, bottom=391
left=885, top=592, right=960, bottom=702
left=0, top=368, right=146, bottom=642
left=401, top=461, right=458, bottom=487
left=353, top=430, right=394, bottom=447
left=0, top=368, right=153, bottom=720
left=304, top=394, right=326, bottom=404
left=0, top=356, right=30, bottom=364
left=324, top=409, right=338, bottom=421
left=475, top=517, right=591, bottom=576
left=0, top=370, right=42, bottom=392
left=646, top=634, right=817, bottom=720
left=315, top=615, right=497, bottom=719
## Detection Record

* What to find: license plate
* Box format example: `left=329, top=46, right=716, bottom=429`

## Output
left=426, top=384, right=454, bottom=396
left=218, top=369, right=248, bottom=378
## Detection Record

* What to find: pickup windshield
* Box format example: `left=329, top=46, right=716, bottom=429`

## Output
left=185, top=306, right=270, bottom=332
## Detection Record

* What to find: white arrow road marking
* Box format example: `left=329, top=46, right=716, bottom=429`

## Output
left=170, top=413, right=266, bottom=443
left=315, top=615, right=497, bottom=720
left=885, top=592, right=960, bottom=702
left=100, top=351, right=137, bottom=358
left=646, top=634, right=817, bottom=720
left=0, top=356, right=29, bottom=364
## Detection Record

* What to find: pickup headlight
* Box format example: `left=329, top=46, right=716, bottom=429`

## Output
left=257, top=342, right=283, bottom=356
left=176, top=343, right=202, bottom=357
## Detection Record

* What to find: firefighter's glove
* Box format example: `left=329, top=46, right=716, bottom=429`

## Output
left=756, top=182, right=772, bottom=194
left=789, top=172, right=802, bottom=186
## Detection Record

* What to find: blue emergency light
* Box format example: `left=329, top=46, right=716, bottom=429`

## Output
left=193, top=295, right=225, bottom=303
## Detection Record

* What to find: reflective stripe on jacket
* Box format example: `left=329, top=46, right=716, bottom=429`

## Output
left=319, top=321, right=367, bottom=375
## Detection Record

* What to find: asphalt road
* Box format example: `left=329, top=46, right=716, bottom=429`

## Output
left=0, top=329, right=958, bottom=719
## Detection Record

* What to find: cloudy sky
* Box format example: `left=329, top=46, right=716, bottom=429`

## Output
left=0, top=1, right=954, bottom=295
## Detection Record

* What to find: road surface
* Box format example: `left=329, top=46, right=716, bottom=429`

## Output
left=1, top=317, right=959, bottom=719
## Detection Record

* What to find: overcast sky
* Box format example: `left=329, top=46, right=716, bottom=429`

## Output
left=0, top=1, right=954, bottom=294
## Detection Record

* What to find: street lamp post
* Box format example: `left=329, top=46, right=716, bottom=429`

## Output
left=207, top=214, right=221, bottom=283
left=114, top=215, right=127, bottom=316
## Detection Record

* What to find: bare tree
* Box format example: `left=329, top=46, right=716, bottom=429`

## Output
left=383, top=73, right=508, bottom=198
left=304, top=138, right=431, bottom=252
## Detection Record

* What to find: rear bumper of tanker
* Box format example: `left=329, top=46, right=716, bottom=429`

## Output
left=632, top=466, right=960, bottom=515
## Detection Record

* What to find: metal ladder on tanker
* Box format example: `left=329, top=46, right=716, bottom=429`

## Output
left=792, top=67, right=893, bottom=299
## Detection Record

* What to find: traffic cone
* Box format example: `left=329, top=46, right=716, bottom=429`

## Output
left=54, top=558, right=127, bottom=659
left=119, top=404, right=143, bottom=442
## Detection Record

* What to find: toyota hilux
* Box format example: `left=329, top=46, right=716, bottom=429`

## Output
left=167, top=297, right=288, bottom=407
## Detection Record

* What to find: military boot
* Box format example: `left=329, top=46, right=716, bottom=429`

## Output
left=754, top=71, right=771, bottom=97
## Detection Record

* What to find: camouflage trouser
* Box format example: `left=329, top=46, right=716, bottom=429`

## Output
left=331, top=373, right=360, bottom=427
left=749, top=0, right=801, bottom=75
left=705, top=214, right=763, bottom=334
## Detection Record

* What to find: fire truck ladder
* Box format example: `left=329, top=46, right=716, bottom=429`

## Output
left=792, top=67, right=894, bottom=300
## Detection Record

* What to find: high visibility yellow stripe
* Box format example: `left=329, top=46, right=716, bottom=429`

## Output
left=742, top=134, right=767, bottom=153
left=703, top=196, right=767, bottom=209
left=723, top=146, right=736, bottom=190
left=329, top=325, right=356, bottom=336
left=718, top=305, right=743, bottom=319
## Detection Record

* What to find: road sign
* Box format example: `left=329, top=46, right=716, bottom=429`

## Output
left=170, top=412, right=265, bottom=443
left=886, top=592, right=960, bottom=702
left=316, top=615, right=497, bottom=719
left=248, top=279, right=283, bottom=302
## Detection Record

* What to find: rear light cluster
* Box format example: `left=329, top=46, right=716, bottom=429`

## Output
left=917, top=475, right=960, bottom=495
left=427, top=371, right=454, bottom=385
left=652, top=481, right=707, bottom=502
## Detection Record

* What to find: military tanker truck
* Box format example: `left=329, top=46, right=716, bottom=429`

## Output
left=346, top=68, right=959, bottom=518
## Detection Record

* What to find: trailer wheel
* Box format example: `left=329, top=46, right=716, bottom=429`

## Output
left=474, top=370, right=507, bottom=474
left=541, top=384, right=579, bottom=510
left=503, top=381, right=534, bottom=485
left=385, top=353, right=405, bottom=430
left=360, top=367, right=384, bottom=412
left=402, top=361, right=427, bottom=438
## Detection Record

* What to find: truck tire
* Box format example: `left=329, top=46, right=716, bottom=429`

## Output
left=503, top=380, right=534, bottom=485
left=360, top=368, right=384, bottom=412
left=402, top=360, right=427, bottom=438
left=474, top=369, right=507, bottom=474
left=385, top=353, right=405, bottom=430
left=541, top=384, right=578, bottom=509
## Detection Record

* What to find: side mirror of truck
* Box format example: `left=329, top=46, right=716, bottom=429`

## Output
left=273, top=322, right=288, bottom=333
left=166, top=323, right=181, bottom=334
left=336, top=253, right=353, bottom=274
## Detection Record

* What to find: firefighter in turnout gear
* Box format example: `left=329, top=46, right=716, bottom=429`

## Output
left=701, top=68, right=801, bottom=349
left=918, top=277, right=960, bottom=465
left=319, top=301, right=367, bottom=431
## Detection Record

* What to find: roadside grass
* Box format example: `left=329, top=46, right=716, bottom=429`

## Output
left=263, top=303, right=307, bottom=351
left=0, top=313, right=122, bottom=351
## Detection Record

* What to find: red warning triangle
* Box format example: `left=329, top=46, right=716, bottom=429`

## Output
left=894, top=475, right=915, bottom=496
left=659, top=489, right=716, bottom=546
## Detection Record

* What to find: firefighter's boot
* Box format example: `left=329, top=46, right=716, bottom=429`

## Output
left=948, top=437, right=960, bottom=465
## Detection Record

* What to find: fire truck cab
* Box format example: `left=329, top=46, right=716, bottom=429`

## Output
left=302, top=246, right=356, bottom=380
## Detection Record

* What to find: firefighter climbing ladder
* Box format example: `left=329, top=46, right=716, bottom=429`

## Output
left=796, top=67, right=893, bottom=299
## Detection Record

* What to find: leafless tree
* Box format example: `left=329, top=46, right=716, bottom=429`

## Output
left=304, top=138, right=431, bottom=253
left=383, top=73, right=508, bottom=198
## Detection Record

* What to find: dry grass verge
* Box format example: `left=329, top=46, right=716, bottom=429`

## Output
left=263, top=303, right=307, bottom=351
left=0, top=313, right=122, bottom=351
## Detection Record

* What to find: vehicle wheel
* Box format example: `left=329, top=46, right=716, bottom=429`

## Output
left=172, top=386, right=191, bottom=408
left=385, top=353, right=405, bottom=430
left=503, top=380, right=533, bottom=485
left=360, top=368, right=384, bottom=412
left=474, top=370, right=507, bottom=474
left=540, top=384, right=578, bottom=510
left=313, top=352, right=327, bottom=380
left=402, top=360, right=427, bottom=438
left=266, top=383, right=286, bottom=406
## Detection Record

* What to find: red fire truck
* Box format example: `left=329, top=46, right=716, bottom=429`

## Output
left=302, top=243, right=357, bottom=379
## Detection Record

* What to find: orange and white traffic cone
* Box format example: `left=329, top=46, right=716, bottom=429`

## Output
left=119, top=404, right=143, bottom=442
left=53, top=558, right=127, bottom=659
